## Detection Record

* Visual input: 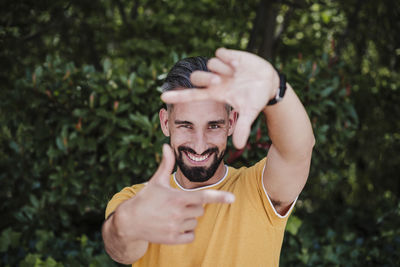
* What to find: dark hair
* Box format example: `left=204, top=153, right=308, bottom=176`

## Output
left=161, top=56, right=209, bottom=92
left=161, top=56, right=232, bottom=113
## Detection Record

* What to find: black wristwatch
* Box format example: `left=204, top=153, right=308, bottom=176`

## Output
left=267, top=73, right=286, bottom=106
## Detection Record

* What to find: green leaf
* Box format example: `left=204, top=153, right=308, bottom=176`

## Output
left=129, top=113, right=152, bottom=130
left=320, top=86, right=335, bottom=97
left=103, top=58, right=111, bottom=74
left=321, top=11, right=331, bottom=24
left=128, top=72, right=137, bottom=89
left=29, top=194, right=40, bottom=209
left=0, top=228, right=12, bottom=252
left=72, top=108, right=88, bottom=117
left=55, top=136, right=65, bottom=150
left=9, top=141, right=20, bottom=153
left=286, top=215, right=302, bottom=235
left=100, top=94, right=109, bottom=106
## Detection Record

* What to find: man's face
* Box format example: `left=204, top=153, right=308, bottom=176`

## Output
left=160, top=100, right=236, bottom=183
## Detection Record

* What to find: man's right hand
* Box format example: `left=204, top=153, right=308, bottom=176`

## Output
left=112, top=144, right=235, bottom=245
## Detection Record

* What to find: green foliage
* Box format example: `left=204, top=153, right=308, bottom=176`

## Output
left=1, top=0, right=399, bottom=266
left=0, top=227, right=116, bottom=266
left=0, top=55, right=170, bottom=265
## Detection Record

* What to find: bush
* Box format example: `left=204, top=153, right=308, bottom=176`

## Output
left=0, top=55, right=169, bottom=265
left=1, top=52, right=398, bottom=266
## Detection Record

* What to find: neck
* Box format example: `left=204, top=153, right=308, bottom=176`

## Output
left=175, top=161, right=227, bottom=189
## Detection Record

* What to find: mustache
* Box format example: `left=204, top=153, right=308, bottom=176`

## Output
left=178, top=146, right=218, bottom=156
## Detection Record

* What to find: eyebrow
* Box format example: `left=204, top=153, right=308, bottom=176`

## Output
left=174, top=119, right=226, bottom=125
left=208, top=119, right=226, bottom=125
left=174, top=120, right=193, bottom=125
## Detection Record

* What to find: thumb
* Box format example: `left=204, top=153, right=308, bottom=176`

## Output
left=150, top=144, right=175, bottom=187
left=232, top=112, right=256, bottom=149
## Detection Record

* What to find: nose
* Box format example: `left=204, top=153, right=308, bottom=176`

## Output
left=192, top=129, right=208, bottom=154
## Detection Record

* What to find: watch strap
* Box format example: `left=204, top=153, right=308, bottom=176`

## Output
left=267, top=73, right=286, bottom=106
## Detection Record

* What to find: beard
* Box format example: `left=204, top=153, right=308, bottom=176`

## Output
left=175, top=145, right=226, bottom=183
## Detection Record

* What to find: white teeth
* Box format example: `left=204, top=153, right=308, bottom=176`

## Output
left=187, top=152, right=210, bottom=162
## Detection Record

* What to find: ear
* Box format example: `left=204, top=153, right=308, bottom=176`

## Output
left=228, top=110, right=238, bottom=136
left=159, top=108, right=170, bottom=137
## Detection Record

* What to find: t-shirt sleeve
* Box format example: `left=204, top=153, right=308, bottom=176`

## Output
left=243, top=158, right=296, bottom=227
left=105, top=184, right=146, bottom=220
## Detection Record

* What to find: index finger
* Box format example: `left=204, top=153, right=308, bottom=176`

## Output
left=232, top=112, right=257, bottom=149
left=161, top=88, right=213, bottom=104
left=185, top=189, right=235, bottom=205
left=215, top=48, right=244, bottom=66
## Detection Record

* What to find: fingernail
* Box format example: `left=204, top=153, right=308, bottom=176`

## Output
left=225, top=193, right=235, bottom=203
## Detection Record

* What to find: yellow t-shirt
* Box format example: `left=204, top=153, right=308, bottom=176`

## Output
left=105, top=158, right=296, bottom=267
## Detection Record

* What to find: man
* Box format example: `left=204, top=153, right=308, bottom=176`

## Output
left=102, top=48, right=315, bottom=266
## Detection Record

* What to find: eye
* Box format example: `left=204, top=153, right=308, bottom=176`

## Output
left=209, top=124, right=220, bottom=129
left=179, top=124, right=192, bottom=129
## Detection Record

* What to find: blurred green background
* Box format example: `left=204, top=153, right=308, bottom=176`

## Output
left=1, top=0, right=399, bottom=266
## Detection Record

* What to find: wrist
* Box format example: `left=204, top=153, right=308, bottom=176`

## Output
left=113, top=199, right=142, bottom=241
left=267, top=72, right=286, bottom=106
left=112, top=206, right=130, bottom=239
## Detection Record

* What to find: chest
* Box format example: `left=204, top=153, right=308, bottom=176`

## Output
left=136, top=190, right=285, bottom=267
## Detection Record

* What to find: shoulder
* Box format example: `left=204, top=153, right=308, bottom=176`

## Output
left=228, top=157, right=267, bottom=179
left=219, top=158, right=266, bottom=190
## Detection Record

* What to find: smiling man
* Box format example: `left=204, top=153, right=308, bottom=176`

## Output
left=160, top=99, right=233, bottom=188
left=102, top=48, right=315, bottom=266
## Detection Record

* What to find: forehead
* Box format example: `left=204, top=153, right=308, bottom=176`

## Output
left=170, top=100, right=228, bottom=122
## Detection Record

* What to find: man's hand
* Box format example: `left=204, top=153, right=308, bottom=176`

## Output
left=161, top=48, right=280, bottom=149
left=113, top=144, right=235, bottom=245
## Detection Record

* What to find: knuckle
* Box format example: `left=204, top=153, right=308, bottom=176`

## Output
left=170, top=211, right=181, bottom=222
left=185, top=232, right=195, bottom=243
left=166, top=232, right=177, bottom=244
left=165, top=197, right=180, bottom=210
left=198, top=192, right=207, bottom=203
left=166, top=221, right=178, bottom=233
left=168, top=192, right=186, bottom=205
left=174, top=195, right=186, bottom=206
left=169, top=205, right=184, bottom=221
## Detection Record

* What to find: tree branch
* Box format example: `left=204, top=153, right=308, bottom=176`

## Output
left=115, top=0, right=128, bottom=25
left=130, top=0, right=139, bottom=20
left=246, top=0, right=265, bottom=53
left=274, top=5, right=294, bottom=42
left=336, top=0, right=363, bottom=58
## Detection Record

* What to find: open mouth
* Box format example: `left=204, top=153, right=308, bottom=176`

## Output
left=184, top=151, right=212, bottom=163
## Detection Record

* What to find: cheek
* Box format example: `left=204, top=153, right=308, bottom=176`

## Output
left=207, top=132, right=229, bottom=147
left=170, top=129, right=229, bottom=148
left=169, top=131, right=188, bottom=147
